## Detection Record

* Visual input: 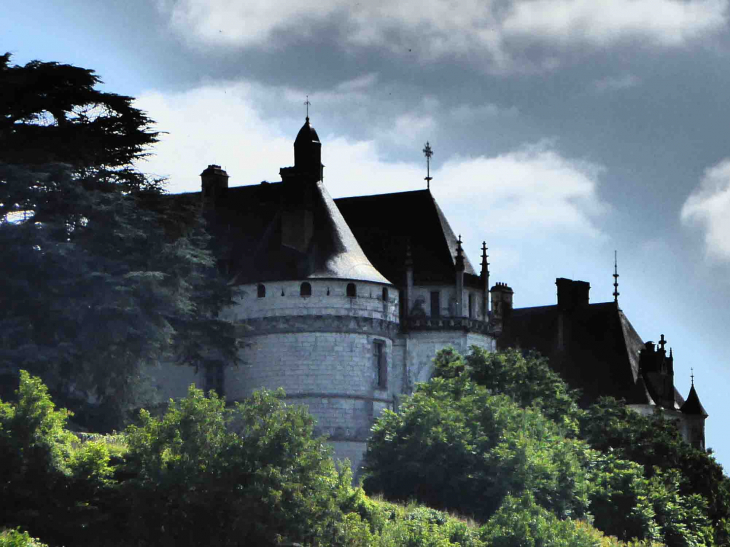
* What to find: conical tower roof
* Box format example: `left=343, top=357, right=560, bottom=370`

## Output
left=680, top=384, right=708, bottom=417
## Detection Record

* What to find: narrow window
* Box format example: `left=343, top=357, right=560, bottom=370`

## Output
left=347, top=283, right=356, bottom=297
left=300, top=282, right=312, bottom=296
left=374, top=340, right=387, bottom=389
left=205, top=362, right=224, bottom=397
left=382, top=287, right=389, bottom=301
left=430, top=291, right=440, bottom=317
left=468, top=293, right=474, bottom=318
left=257, top=284, right=266, bottom=298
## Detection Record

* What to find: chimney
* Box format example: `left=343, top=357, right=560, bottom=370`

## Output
left=490, top=282, right=514, bottom=331
left=200, top=165, right=229, bottom=202
left=556, top=278, right=590, bottom=311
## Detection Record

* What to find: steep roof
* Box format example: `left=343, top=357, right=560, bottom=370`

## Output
left=500, top=301, right=684, bottom=408
left=199, top=181, right=391, bottom=285
left=681, top=384, right=708, bottom=417
left=335, top=190, right=479, bottom=288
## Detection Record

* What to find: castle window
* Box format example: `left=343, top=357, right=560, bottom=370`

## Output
left=374, top=340, right=387, bottom=389
left=382, top=287, right=389, bottom=301
left=347, top=283, right=357, bottom=297
left=257, top=284, right=266, bottom=298
left=205, top=362, right=224, bottom=397
left=430, top=291, right=440, bottom=317
left=468, top=293, right=474, bottom=318
left=300, top=282, right=312, bottom=296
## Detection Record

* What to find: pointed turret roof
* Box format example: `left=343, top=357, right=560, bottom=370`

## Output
left=215, top=180, right=391, bottom=285
left=680, top=384, right=708, bottom=417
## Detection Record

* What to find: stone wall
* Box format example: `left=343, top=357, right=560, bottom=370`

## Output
left=409, top=284, right=488, bottom=321
left=398, top=329, right=496, bottom=389
left=226, top=280, right=399, bottom=323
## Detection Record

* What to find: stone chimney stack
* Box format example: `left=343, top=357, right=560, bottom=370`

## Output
left=490, top=282, right=514, bottom=331
left=200, top=164, right=229, bottom=202
left=556, top=278, right=590, bottom=311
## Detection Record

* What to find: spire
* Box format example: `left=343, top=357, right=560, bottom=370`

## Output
left=481, top=241, right=490, bottom=319
left=304, top=95, right=311, bottom=120
left=455, top=234, right=465, bottom=272
left=423, top=141, right=433, bottom=190
left=681, top=372, right=708, bottom=417
left=613, top=250, right=620, bottom=303
left=481, top=241, right=490, bottom=277
left=691, top=367, right=694, bottom=386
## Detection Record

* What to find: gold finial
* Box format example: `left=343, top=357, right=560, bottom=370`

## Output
left=423, top=141, right=433, bottom=190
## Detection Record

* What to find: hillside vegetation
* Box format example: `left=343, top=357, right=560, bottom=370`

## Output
left=3, top=349, right=728, bottom=546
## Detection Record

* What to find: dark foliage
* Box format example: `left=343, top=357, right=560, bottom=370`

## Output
left=581, top=397, right=730, bottom=545
left=0, top=54, right=237, bottom=426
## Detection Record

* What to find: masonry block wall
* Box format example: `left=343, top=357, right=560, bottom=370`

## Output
left=224, top=279, right=399, bottom=470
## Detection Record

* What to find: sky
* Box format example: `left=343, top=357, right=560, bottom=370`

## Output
left=4, top=0, right=730, bottom=470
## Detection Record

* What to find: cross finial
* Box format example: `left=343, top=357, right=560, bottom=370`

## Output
left=613, top=250, right=620, bottom=303
left=304, top=96, right=311, bottom=119
left=659, top=334, right=667, bottom=352
left=423, top=141, right=433, bottom=190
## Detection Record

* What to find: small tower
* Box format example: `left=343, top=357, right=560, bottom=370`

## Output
left=200, top=164, right=229, bottom=201
left=680, top=370, right=709, bottom=450
left=293, top=118, right=323, bottom=182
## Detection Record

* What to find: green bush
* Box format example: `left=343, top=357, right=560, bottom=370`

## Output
left=120, top=385, right=349, bottom=546
left=0, top=529, right=48, bottom=547
left=363, top=373, right=590, bottom=522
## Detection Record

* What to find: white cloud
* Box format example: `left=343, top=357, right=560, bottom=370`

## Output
left=135, top=80, right=608, bottom=265
left=502, top=0, right=727, bottom=47
left=157, top=0, right=728, bottom=70
left=681, top=159, right=730, bottom=262
left=436, top=143, right=607, bottom=237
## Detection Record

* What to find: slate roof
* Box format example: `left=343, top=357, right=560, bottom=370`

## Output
left=334, top=190, right=481, bottom=288
left=195, top=180, right=391, bottom=285
left=680, top=384, right=708, bottom=417
left=499, top=301, right=686, bottom=408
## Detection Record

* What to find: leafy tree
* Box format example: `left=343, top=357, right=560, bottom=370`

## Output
left=581, top=397, right=730, bottom=545
left=0, top=529, right=49, bottom=547
left=0, top=371, right=114, bottom=546
left=119, top=385, right=350, bottom=546
left=434, top=347, right=582, bottom=434
left=480, top=493, right=658, bottom=547
left=363, top=373, right=591, bottom=523
left=0, top=53, right=157, bottom=190
left=0, top=54, right=236, bottom=424
left=367, top=348, right=721, bottom=546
